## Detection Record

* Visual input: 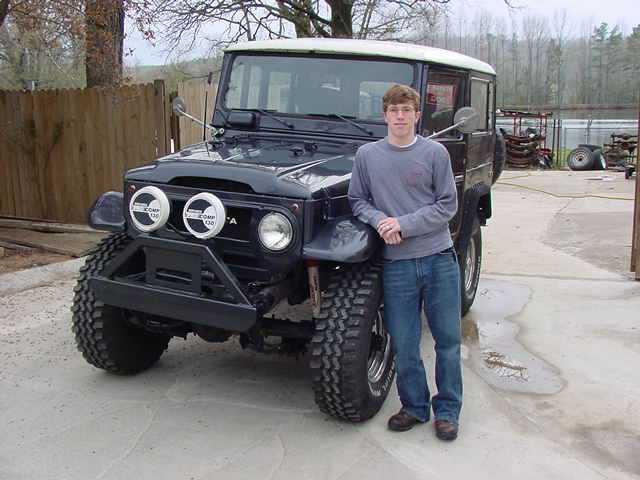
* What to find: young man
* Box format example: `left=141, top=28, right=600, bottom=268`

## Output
left=348, top=84, right=462, bottom=441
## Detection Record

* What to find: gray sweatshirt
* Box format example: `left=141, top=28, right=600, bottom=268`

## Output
left=348, top=136, right=457, bottom=260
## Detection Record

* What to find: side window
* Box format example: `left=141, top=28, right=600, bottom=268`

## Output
left=422, top=70, right=464, bottom=137
left=470, top=78, right=490, bottom=131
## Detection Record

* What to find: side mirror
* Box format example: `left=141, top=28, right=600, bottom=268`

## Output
left=453, top=107, right=479, bottom=133
left=171, top=95, right=224, bottom=137
left=425, top=106, right=480, bottom=140
left=172, top=96, right=187, bottom=116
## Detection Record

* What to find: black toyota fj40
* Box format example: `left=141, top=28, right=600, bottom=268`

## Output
left=72, top=39, right=503, bottom=422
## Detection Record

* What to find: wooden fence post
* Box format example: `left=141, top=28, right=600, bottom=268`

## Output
left=153, top=79, right=170, bottom=157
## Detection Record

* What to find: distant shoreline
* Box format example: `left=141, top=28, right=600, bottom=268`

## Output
left=500, top=104, right=638, bottom=112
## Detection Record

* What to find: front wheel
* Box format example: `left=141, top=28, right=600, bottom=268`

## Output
left=71, top=233, right=171, bottom=374
left=459, top=219, right=482, bottom=316
left=310, top=262, right=395, bottom=422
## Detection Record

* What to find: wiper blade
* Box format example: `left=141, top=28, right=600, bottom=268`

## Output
left=308, top=113, right=373, bottom=136
left=235, top=108, right=294, bottom=129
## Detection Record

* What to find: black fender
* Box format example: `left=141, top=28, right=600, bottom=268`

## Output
left=302, top=216, right=379, bottom=263
left=456, top=183, right=490, bottom=255
left=88, top=191, right=125, bottom=232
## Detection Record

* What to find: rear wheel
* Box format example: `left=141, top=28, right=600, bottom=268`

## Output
left=459, top=218, right=482, bottom=316
left=71, top=233, right=170, bottom=374
left=310, top=262, right=395, bottom=422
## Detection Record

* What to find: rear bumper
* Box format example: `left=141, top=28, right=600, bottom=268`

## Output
left=90, top=235, right=257, bottom=331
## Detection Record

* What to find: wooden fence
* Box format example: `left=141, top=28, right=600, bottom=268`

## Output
left=0, top=81, right=171, bottom=224
left=175, top=80, right=218, bottom=150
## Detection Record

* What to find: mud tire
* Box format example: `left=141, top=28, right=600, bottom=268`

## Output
left=459, top=218, right=482, bottom=316
left=71, top=232, right=170, bottom=374
left=310, top=262, right=395, bottom=422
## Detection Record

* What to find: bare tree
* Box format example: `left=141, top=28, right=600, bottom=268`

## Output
left=138, top=0, right=451, bottom=54
left=0, top=0, right=86, bottom=89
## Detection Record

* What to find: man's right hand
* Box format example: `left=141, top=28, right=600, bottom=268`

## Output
left=377, top=217, right=402, bottom=245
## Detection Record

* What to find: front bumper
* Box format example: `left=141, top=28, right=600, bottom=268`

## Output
left=90, top=236, right=256, bottom=331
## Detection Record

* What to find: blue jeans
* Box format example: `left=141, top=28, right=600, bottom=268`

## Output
left=383, top=250, right=462, bottom=423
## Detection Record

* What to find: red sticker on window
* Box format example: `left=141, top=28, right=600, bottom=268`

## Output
left=427, top=83, right=456, bottom=108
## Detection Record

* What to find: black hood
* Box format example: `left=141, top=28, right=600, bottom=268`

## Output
left=125, top=136, right=361, bottom=199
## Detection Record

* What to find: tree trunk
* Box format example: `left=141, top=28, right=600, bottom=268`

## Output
left=327, top=0, right=353, bottom=38
left=85, top=0, right=125, bottom=87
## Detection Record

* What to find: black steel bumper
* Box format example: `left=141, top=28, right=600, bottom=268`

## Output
left=90, top=236, right=257, bottom=331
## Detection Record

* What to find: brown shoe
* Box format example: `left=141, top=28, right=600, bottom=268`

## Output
left=388, top=411, right=422, bottom=432
left=435, top=420, right=458, bottom=441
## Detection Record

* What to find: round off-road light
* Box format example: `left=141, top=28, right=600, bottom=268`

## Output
left=258, top=212, right=293, bottom=251
left=182, top=192, right=226, bottom=239
left=129, top=186, right=170, bottom=232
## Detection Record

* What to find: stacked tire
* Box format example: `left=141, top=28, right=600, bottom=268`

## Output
left=566, top=145, right=606, bottom=171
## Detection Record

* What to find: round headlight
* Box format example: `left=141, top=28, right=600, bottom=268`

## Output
left=129, top=186, right=170, bottom=232
left=258, top=212, right=293, bottom=251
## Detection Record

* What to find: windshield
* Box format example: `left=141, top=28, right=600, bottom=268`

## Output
left=224, top=54, right=415, bottom=122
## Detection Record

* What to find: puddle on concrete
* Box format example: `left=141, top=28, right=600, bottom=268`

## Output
left=463, top=279, right=565, bottom=394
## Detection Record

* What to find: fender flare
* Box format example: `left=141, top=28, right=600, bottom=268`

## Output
left=302, top=216, right=380, bottom=263
left=456, top=183, right=490, bottom=255
left=88, top=191, right=125, bottom=232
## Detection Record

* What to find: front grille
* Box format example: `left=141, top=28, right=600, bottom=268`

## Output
left=167, top=200, right=251, bottom=240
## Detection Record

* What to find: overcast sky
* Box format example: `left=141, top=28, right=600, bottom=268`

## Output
left=124, top=0, right=640, bottom=66
left=455, top=0, right=639, bottom=32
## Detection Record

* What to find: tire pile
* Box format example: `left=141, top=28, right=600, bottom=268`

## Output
left=603, top=133, right=637, bottom=168
left=566, top=134, right=637, bottom=174
left=566, top=144, right=607, bottom=171
left=504, top=132, right=551, bottom=168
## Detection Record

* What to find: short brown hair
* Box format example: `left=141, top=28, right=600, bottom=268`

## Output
left=383, top=84, right=420, bottom=112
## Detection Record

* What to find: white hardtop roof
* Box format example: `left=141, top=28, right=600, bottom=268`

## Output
left=226, top=38, right=496, bottom=75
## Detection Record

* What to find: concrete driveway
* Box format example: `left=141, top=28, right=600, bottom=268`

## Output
left=1, top=170, right=638, bottom=480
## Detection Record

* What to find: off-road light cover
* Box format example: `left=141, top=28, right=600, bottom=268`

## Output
left=258, top=212, right=293, bottom=251
left=182, top=192, right=226, bottom=239
left=128, top=186, right=170, bottom=232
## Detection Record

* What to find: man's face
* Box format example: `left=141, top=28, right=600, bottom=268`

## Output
left=383, top=102, right=421, bottom=138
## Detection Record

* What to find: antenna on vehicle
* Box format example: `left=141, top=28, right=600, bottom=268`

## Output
left=203, top=71, right=213, bottom=142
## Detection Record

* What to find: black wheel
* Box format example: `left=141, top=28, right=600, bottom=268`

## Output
left=567, top=147, right=596, bottom=170
left=493, top=129, right=506, bottom=184
left=459, top=218, right=481, bottom=316
left=71, top=233, right=170, bottom=374
left=310, top=262, right=395, bottom=422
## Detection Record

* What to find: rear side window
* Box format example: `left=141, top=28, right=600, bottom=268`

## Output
left=470, top=78, right=491, bottom=131
left=422, top=70, right=464, bottom=137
